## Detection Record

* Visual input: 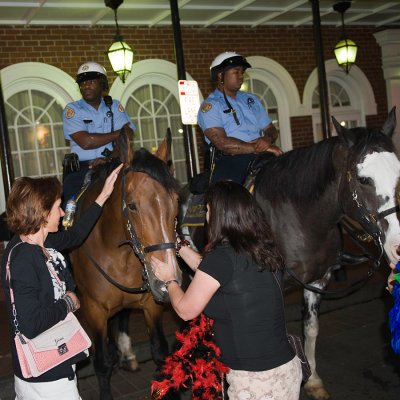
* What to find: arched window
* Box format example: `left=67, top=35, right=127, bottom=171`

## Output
left=304, top=59, right=377, bottom=142
left=1, top=63, right=77, bottom=180
left=110, top=60, right=199, bottom=184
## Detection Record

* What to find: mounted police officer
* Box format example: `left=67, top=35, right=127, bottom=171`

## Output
left=62, top=61, right=135, bottom=206
left=197, top=52, right=282, bottom=184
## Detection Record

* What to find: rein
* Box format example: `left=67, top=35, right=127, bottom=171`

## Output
left=83, top=169, right=176, bottom=294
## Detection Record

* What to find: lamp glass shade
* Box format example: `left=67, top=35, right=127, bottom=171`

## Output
left=334, top=38, right=358, bottom=72
left=107, top=40, right=133, bottom=82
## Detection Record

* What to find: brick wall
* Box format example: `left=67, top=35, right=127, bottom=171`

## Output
left=0, top=25, right=392, bottom=151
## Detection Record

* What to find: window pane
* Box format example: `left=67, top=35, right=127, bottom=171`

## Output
left=153, top=85, right=169, bottom=101
left=12, top=153, right=21, bottom=177
left=37, top=124, right=53, bottom=149
left=312, top=81, right=351, bottom=108
left=40, top=150, right=57, bottom=175
left=54, top=124, right=67, bottom=147
left=17, top=126, right=35, bottom=151
left=21, top=152, right=39, bottom=176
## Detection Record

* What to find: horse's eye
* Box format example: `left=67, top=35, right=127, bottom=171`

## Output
left=127, top=203, right=137, bottom=212
left=358, top=177, right=371, bottom=185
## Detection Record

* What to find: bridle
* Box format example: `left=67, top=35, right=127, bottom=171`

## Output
left=345, top=170, right=399, bottom=270
left=83, top=168, right=176, bottom=294
left=285, top=162, right=400, bottom=296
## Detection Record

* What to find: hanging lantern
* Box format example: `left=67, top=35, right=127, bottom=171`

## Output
left=105, top=0, right=133, bottom=83
left=333, top=2, right=358, bottom=74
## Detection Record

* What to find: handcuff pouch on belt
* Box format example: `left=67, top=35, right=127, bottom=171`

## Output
left=62, top=153, right=80, bottom=174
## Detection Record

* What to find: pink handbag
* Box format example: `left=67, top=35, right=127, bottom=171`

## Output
left=14, top=312, right=91, bottom=378
left=7, top=242, right=92, bottom=378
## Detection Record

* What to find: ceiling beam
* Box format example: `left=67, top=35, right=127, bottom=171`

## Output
left=252, top=0, right=308, bottom=28
left=342, top=3, right=398, bottom=25
left=149, top=0, right=191, bottom=27
left=203, top=0, right=257, bottom=28
left=377, top=13, right=400, bottom=27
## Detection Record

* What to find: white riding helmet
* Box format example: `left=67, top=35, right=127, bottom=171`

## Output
left=76, top=62, right=109, bottom=90
left=210, top=52, right=251, bottom=81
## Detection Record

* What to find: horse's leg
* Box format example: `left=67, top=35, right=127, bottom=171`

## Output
left=141, top=297, right=169, bottom=365
left=302, top=271, right=332, bottom=400
left=117, top=309, right=140, bottom=372
left=83, top=298, right=117, bottom=400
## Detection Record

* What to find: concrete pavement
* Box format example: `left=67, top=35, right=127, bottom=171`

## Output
left=1, top=267, right=400, bottom=399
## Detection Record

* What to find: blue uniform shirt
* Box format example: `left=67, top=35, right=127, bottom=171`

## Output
left=197, top=89, right=271, bottom=145
left=63, top=98, right=135, bottom=161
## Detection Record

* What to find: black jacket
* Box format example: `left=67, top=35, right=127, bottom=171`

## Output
left=1, top=203, right=101, bottom=382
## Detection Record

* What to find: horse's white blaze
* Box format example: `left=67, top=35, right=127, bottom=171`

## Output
left=358, top=151, right=400, bottom=263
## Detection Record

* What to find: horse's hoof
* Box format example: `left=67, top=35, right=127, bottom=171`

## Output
left=120, top=358, right=140, bottom=372
left=303, top=383, right=330, bottom=400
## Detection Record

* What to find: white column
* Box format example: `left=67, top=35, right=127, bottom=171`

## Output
left=374, top=30, right=400, bottom=153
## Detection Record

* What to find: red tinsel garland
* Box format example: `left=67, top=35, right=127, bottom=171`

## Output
left=151, top=313, right=230, bottom=399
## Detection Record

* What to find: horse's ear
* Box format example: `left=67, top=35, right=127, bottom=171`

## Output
left=382, top=106, right=397, bottom=138
left=332, top=116, right=356, bottom=147
left=115, top=126, right=134, bottom=165
left=155, top=128, right=172, bottom=163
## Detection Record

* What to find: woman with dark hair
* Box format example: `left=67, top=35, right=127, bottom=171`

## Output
left=1, top=164, right=122, bottom=400
left=151, top=180, right=302, bottom=399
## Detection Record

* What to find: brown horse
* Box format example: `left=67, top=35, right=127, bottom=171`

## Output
left=70, top=130, right=181, bottom=400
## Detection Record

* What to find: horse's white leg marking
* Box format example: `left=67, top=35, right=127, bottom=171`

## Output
left=358, top=152, right=400, bottom=262
left=303, top=274, right=331, bottom=400
left=117, top=332, right=139, bottom=370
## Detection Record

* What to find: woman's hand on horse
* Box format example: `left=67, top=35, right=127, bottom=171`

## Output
left=150, top=255, right=176, bottom=283
left=95, top=163, right=124, bottom=206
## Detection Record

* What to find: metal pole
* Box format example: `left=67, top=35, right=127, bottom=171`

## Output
left=0, top=82, right=14, bottom=200
left=310, top=0, right=331, bottom=139
left=169, top=0, right=196, bottom=179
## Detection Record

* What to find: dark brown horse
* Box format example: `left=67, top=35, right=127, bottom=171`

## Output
left=70, top=130, right=181, bottom=400
left=181, top=108, right=400, bottom=400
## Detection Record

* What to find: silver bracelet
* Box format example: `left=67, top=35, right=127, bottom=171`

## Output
left=164, top=279, right=179, bottom=288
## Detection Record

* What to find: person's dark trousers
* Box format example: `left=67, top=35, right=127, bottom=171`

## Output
left=210, top=153, right=256, bottom=185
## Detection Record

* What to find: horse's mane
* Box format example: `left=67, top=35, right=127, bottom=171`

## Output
left=255, top=126, right=395, bottom=204
left=129, top=148, right=180, bottom=193
left=90, top=149, right=179, bottom=194
left=255, top=137, right=338, bottom=203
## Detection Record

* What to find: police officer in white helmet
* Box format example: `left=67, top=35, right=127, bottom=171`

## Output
left=62, top=61, right=135, bottom=206
left=197, top=52, right=282, bottom=184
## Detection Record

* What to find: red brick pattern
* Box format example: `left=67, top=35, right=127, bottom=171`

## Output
left=0, top=25, right=391, bottom=149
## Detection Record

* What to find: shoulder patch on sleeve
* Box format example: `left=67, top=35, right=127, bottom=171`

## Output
left=118, top=103, right=125, bottom=112
left=201, top=103, right=212, bottom=113
left=65, top=107, right=75, bottom=119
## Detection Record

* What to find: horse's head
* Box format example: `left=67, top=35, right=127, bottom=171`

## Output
left=121, top=130, right=181, bottom=303
left=334, top=107, right=400, bottom=264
